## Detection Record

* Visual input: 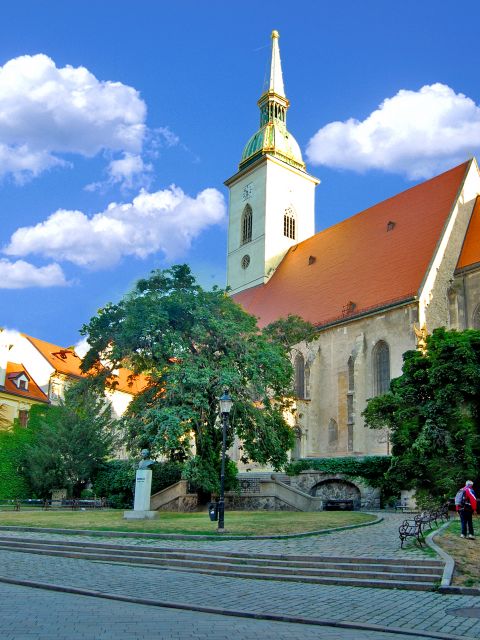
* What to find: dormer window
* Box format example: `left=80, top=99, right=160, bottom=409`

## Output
left=13, top=373, right=29, bottom=391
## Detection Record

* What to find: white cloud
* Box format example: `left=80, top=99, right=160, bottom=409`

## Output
left=4, top=186, right=226, bottom=269
left=0, top=53, right=146, bottom=182
left=0, top=258, right=67, bottom=288
left=306, top=83, right=480, bottom=179
left=107, top=153, right=152, bottom=188
left=74, top=337, right=90, bottom=358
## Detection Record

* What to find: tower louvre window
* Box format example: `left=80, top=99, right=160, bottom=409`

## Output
left=284, top=206, right=296, bottom=240
left=241, top=204, right=252, bottom=245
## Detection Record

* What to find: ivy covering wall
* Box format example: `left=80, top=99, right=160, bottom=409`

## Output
left=286, top=456, right=391, bottom=488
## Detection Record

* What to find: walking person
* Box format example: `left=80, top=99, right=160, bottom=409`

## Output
left=455, top=480, right=477, bottom=540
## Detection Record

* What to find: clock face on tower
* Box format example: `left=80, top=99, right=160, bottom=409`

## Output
left=242, top=183, right=253, bottom=201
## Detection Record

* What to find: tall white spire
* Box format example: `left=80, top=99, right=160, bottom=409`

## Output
left=269, top=30, right=285, bottom=97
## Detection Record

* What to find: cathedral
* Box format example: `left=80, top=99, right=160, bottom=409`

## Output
left=227, top=31, right=480, bottom=461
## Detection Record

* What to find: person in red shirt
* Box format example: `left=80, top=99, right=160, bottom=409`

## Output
left=457, top=480, right=477, bottom=540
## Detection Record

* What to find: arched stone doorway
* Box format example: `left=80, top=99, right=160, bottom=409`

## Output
left=310, top=478, right=361, bottom=509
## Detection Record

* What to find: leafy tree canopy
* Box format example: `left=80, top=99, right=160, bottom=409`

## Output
left=22, top=381, right=117, bottom=498
left=81, top=265, right=315, bottom=492
left=363, top=328, right=480, bottom=499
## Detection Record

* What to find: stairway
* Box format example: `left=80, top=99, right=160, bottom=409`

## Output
left=0, top=535, right=444, bottom=591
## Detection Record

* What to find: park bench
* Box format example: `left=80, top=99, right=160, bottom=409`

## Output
left=324, top=499, right=354, bottom=511
left=398, top=503, right=450, bottom=547
left=399, top=518, right=425, bottom=548
left=394, top=500, right=409, bottom=512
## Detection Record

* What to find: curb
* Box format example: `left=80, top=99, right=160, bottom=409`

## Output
left=0, top=574, right=467, bottom=640
left=426, top=521, right=480, bottom=595
left=425, top=522, right=455, bottom=588
left=0, top=513, right=382, bottom=541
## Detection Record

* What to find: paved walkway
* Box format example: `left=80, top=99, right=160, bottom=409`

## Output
left=0, top=512, right=427, bottom=557
left=0, top=581, right=446, bottom=640
left=0, top=513, right=479, bottom=639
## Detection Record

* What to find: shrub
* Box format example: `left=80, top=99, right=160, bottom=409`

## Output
left=0, top=422, right=36, bottom=499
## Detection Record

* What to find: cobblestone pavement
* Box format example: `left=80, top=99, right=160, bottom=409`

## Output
left=1, top=512, right=478, bottom=639
left=0, top=543, right=479, bottom=638
left=0, top=581, right=448, bottom=640
left=0, top=512, right=428, bottom=557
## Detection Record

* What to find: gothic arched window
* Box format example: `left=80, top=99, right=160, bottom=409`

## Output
left=294, top=353, right=305, bottom=398
left=284, top=206, right=296, bottom=240
left=347, top=356, right=355, bottom=451
left=347, top=356, right=355, bottom=392
left=373, top=340, right=390, bottom=396
left=241, top=204, right=252, bottom=245
left=328, top=419, right=338, bottom=447
left=473, top=303, right=480, bottom=330
left=304, top=365, right=311, bottom=400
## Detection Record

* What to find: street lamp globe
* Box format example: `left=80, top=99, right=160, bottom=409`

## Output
left=219, top=389, right=233, bottom=415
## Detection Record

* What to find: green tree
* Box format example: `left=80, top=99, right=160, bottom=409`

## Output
left=363, top=328, right=480, bottom=500
left=22, top=381, right=117, bottom=498
left=81, top=264, right=314, bottom=493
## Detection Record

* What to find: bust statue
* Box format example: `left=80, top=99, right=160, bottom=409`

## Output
left=138, top=448, right=155, bottom=470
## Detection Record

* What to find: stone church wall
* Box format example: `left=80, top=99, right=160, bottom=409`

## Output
left=294, top=304, right=418, bottom=459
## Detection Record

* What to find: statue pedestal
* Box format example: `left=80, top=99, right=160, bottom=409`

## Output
left=123, top=469, right=158, bottom=520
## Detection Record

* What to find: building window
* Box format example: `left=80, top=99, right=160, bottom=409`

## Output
left=241, top=254, right=250, bottom=269
left=473, top=303, right=480, bottom=330
left=304, top=365, right=311, bottom=400
left=328, top=419, right=338, bottom=448
left=347, top=356, right=355, bottom=452
left=294, top=353, right=305, bottom=398
left=373, top=340, right=390, bottom=396
left=284, top=206, right=296, bottom=240
left=347, top=356, right=354, bottom=393
left=18, top=410, right=29, bottom=427
left=241, top=204, right=252, bottom=245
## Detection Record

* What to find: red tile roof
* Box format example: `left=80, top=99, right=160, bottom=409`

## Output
left=457, top=196, right=480, bottom=271
left=234, top=161, right=472, bottom=327
left=3, top=362, right=48, bottom=403
left=23, top=334, right=84, bottom=378
left=23, top=334, right=149, bottom=395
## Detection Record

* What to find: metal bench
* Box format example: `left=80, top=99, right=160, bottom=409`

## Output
left=399, top=519, right=425, bottom=548
left=324, top=499, right=354, bottom=511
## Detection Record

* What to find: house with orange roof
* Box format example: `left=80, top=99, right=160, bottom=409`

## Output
left=227, top=32, right=480, bottom=467
left=0, top=329, right=148, bottom=428
left=0, top=356, right=48, bottom=429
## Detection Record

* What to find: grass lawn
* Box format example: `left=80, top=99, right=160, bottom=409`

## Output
left=436, top=518, right=480, bottom=587
left=0, top=509, right=376, bottom=536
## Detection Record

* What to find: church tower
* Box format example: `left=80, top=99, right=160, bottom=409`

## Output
left=225, top=30, right=319, bottom=295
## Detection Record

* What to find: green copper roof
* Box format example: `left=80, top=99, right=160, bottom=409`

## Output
left=240, top=120, right=305, bottom=171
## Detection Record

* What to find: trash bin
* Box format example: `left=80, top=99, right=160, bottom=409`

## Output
left=208, top=502, right=218, bottom=521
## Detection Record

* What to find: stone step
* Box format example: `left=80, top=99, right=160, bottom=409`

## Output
left=0, top=541, right=441, bottom=582
left=0, top=535, right=444, bottom=568
left=0, top=538, right=443, bottom=577
left=0, top=538, right=443, bottom=591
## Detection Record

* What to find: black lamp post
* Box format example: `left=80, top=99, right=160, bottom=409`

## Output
left=218, top=389, right=233, bottom=532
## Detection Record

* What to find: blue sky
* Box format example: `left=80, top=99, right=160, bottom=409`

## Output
left=1, top=1, right=480, bottom=348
